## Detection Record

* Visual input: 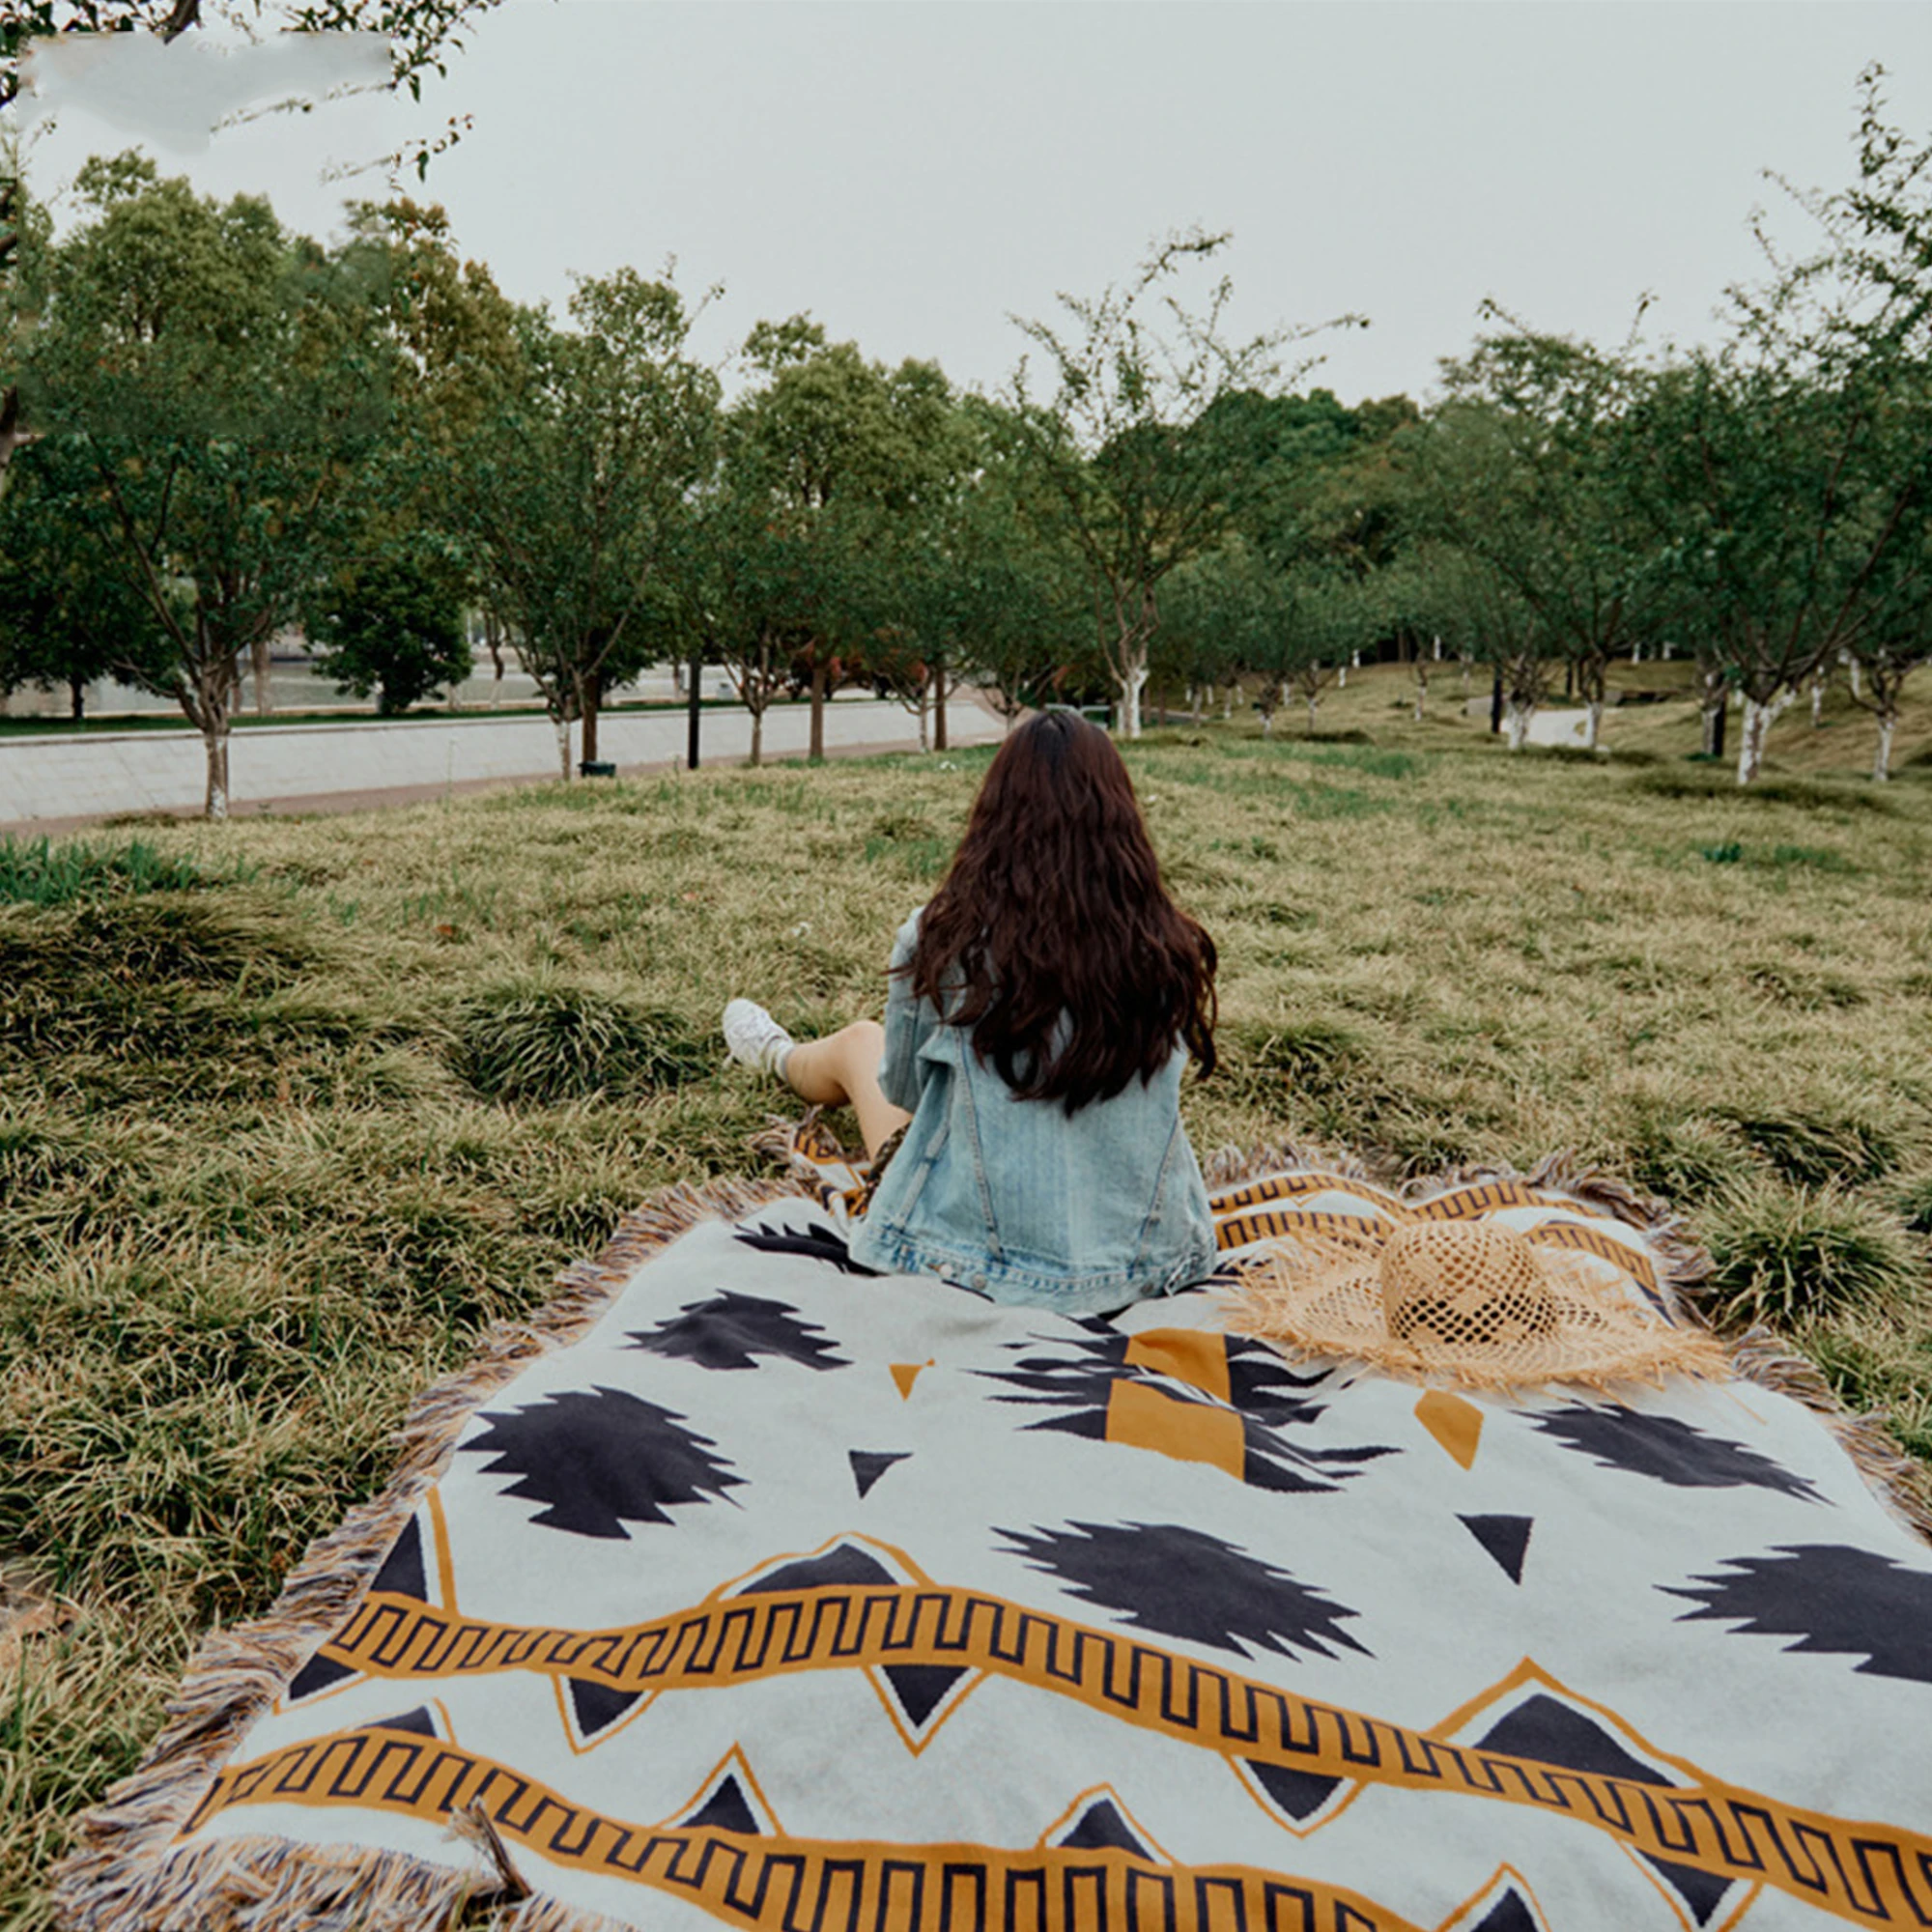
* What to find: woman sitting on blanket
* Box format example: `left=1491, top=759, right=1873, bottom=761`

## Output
left=724, top=709, right=1219, bottom=1314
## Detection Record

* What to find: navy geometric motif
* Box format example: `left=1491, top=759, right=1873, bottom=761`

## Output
left=997, top=1520, right=1370, bottom=1662
left=1532, top=1405, right=1822, bottom=1499
left=628, top=1292, right=848, bottom=1372
left=1666, top=1544, right=1932, bottom=1684
left=462, top=1387, right=742, bottom=1538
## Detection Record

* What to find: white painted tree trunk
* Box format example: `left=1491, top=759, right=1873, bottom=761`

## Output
left=1630, top=641, right=1642, bottom=665
left=1432, top=634, right=1442, bottom=662
left=203, top=724, right=230, bottom=819
left=1306, top=695, right=1320, bottom=730
left=1584, top=697, right=1604, bottom=751
left=1337, top=665, right=1348, bottom=689
left=1874, top=710, right=1897, bottom=782
left=555, top=714, right=573, bottom=781
left=1849, top=660, right=1862, bottom=699
left=1350, top=649, right=1360, bottom=668
left=1260, top=709, right=1274, bottom=739
left=917, top=688, right=930, bottom=755
left=1735, top=693, right=1792, bottom=784
left=1504, top=699, right=1533, bottom=751
left=1118, top=660, right=1149, bottom=738
left=1810, top=674, right=1826, bottom=727
left=1221, top=686, right=1233, bottom=721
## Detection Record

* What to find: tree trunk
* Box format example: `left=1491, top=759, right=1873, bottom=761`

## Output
left=1583, top=697, right=1604, bottom=752
left=580, top=676, right=600, bottom=766
left=1305, top=694, right=1319, bottom=732
left=1412, top=663, right=1428, bottom=723
left=1848, top=660, right=1862, bottom=700
left=1736, top=693, right=1789, bottom=785
left=1809, top=673, right=1826, bottom=728
left=252, top=633, right=273, bottom=716
left=1337, top=664, right=1347, bottom=689
left=1118, top=658, right=1148, bottom=739
left=1260, top=708, right=1274, bottom=739
left=554, top=712, right=572, bottom=781
left=1489, top=663, right=1503, bottom=735
left=749, top=703, right=764, bottom=767
left=68, top=676, right=85, bottom=722
left=486, top=611, right=505, bottom=709
left=933, top=661, right=948, bottom=752
left=916, top=683, right=929, bottom=755
left=204, top=719, right=230, bottom=819
left=1504, top=699, right=1533, bottom=751
left=809, top=658, right=829, bottom=761
left=1874, top=707, right=1896, bottom=782
left=1221, top=685, right=1233, bottom=721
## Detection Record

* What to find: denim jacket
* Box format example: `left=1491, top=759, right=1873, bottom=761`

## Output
left=846, top=909, right=1218, bottom=1314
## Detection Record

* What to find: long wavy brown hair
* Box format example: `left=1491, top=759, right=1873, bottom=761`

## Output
left=907, top=711, right=1217, bottom=1113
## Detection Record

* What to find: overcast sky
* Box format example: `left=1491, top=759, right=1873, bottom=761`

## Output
left=19, top=2, right=1932, bottom=405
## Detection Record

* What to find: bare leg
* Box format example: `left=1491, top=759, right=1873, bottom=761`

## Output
left=783, top=1019, right=910, bottom=1159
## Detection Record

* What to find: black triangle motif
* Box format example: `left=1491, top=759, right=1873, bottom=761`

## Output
left=370, top=1515, right=428, bottom=1601
left=567, top=1675, right=642, bottom=1741
left=1477, top=1694, right=1665, bottom=1787
left=1460, top=1514, right=1533, bottom=1584
left=1058, top=1798, right=1153, bottom=1857
left=881, top=1662, right=967, bottom=1729
left=1473, top=1889, right=1539, bottom=1932
left=1644, top=1857, right=1736, bottom=1926
left=1473, top=1693, right=1734, bottom=1924
left=366, top=1707, right=437, bottom=1739
left=287, top=1650, right=358, bottom=1701
left=742, top=1545, right=898, bottom=1594
left=850, top=1450, right=910, bottom=1499
left=1242, top=1757, right=1343, bottom=1822
left=682, top=1774, right=763, bottom=1836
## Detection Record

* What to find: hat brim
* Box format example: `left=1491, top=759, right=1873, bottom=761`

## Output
left=1224, top=1238, right=1729, bottom=1393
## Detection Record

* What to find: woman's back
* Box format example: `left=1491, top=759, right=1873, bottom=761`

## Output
left=847, top=909, right=1215, bottom=1311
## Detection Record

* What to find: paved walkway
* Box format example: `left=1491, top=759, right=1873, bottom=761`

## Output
left=0, top=698, right=1003, bottom=836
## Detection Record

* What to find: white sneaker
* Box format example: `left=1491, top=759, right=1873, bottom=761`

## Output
left=723, top=999, right=796, bottom=1080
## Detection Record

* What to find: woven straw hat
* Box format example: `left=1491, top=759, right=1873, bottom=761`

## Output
left=1227, top=1220, right=1727, bottom=1391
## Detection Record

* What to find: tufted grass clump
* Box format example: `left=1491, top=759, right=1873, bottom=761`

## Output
left=1714, top=1099, right=1909, bottom=1188
left=454, top=980, right=714, bottom=1104
left=0, top=837, right=242, bottom=907
left=1695, top=1179, right=1925, bottom=1327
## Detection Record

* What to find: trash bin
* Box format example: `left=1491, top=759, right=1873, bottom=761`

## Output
left=579, top=760, right=617, bottom=778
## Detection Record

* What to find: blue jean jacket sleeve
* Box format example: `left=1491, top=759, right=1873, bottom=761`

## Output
left=877, top=908, right=933, bottom=1115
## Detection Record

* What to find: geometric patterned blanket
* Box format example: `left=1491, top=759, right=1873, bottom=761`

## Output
left=56, top=1157, right=1932, bottom=1932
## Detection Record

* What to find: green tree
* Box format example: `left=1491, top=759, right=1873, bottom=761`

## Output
left=1402, top=331, right=1662, bottom=753
left=1628, top=69, right=1932, bottom=784
left=725, top=321, right=956, bottom=761
left=1008, top=229, right=1352, bottom=737
left=20, top=155, right=390, bottom=812
left=0, top=439, right=171, bottom=714
left=306, top=544, right=471, bottom=714
left=449, top=269, right=719, bottom=776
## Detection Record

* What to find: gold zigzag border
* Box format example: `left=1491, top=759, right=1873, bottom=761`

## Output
left=189, top=1725, right=1431, bottom=1932
left=49, top=1151, right=1932, bottom=1932
left=235, top=1577, right=1932, bottom=1928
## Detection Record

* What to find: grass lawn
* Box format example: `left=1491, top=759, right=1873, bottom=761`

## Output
left=2, top=664, right=1930, bottom=1925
